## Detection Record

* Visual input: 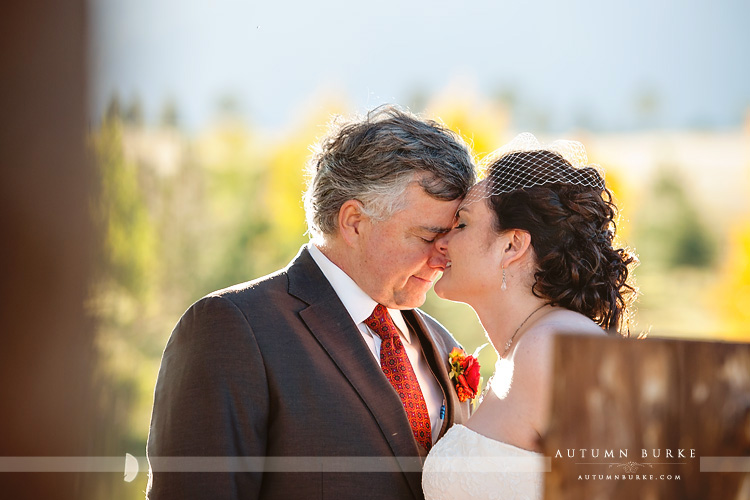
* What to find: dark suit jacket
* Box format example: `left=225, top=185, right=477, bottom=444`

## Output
left=147, top=246, right=471, bottom=499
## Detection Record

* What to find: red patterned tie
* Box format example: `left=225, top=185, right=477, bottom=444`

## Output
left=365, top=304, right=432, bottom=451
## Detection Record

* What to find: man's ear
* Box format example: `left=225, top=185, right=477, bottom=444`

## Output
left=500, top=229, right=532, bottom=267
left=337, top=199, right=367, bottom=246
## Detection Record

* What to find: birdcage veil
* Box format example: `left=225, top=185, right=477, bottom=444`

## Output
left=462, top=133, right=606, bottom=206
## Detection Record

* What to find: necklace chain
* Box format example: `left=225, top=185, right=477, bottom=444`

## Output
left=501, top=303, right=548, bottom=358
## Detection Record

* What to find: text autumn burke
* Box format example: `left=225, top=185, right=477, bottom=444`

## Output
left=555, top=449, right=697, bottom=459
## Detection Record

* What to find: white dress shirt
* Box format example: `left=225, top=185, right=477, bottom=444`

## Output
left=308, top=243, right=444, bottom=442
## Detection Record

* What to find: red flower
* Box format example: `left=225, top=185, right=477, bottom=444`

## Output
left=448, top=347, right=481, bottom=402
left=460, top=356, right=481, bottom=396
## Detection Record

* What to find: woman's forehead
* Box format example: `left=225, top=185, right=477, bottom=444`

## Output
left=458, top=181, right=490, bottom=213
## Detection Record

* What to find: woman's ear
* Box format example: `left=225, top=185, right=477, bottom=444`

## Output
left=337, top=199, right=367, bottom=246
left=500, top=229, right=532, bottom=268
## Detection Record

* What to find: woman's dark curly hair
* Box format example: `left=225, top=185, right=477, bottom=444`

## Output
left=485, top=150, right=637, bottom=335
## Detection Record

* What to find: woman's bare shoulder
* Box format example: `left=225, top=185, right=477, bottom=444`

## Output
left=526, top=309, right=604, bottom=341
left=510, top=310, right=604, bottom=391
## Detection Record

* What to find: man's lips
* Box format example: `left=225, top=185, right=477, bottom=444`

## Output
left=411, top=274, right=438, bottom=284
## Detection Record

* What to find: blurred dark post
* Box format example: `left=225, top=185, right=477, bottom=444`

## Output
left=543, top=335, right=750, bottom=499
left=0, top=2, right=95, bottom=500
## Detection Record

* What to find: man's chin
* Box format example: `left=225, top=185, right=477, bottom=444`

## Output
left=390, top=290, right=429, bottom=310
left=396, top=298, right=426, bottom=310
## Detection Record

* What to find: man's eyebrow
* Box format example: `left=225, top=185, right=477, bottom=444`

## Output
left=418, top=224, right=452, bottom=234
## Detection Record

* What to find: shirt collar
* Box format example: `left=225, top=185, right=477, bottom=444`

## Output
left=307, top=243, right=411, bottom=342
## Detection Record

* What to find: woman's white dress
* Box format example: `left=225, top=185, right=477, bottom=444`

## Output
left=422, top=424, right=545, bottom=500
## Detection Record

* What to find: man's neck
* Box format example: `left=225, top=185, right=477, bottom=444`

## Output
left=312, top=238, right=355, bottom=280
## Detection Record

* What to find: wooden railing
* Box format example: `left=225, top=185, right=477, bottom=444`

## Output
left=543, top=334, right=750, bottom=499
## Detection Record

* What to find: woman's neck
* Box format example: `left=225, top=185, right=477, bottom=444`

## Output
left=472, top=290, right=549, bottom=355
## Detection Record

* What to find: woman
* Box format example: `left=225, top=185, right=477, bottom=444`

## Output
left=422, top=134, right=637, bottom=500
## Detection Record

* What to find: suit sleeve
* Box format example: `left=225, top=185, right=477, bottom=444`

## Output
left=146, top=295, right=269, bottom=500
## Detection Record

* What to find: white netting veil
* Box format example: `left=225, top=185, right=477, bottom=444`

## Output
left=462, top=133, right=606, bottom=206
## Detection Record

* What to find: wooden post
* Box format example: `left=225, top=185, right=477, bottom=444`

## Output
left=543, top=335, right=750, bottom=500
left=0, top=2, right=94, bottom=499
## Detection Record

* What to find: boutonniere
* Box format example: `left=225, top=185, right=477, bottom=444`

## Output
left=448, top=346, right=484, bottom=403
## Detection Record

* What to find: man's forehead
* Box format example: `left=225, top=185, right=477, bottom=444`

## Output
left=397, top=186, right=460, bottom=227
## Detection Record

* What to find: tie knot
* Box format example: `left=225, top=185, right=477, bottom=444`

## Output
left=364, top=304, right=400, bottom=341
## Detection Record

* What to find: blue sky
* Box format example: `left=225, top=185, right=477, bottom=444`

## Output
left=91, top=0, right=750, bottom=131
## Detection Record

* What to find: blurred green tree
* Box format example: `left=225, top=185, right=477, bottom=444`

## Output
left=159, top=97, right=180, bottom=129
left=632, top=165, right=717, bottom=270
left=89, top=109, right=160, bottom=499
left=123, top=95, right=145, bottom=127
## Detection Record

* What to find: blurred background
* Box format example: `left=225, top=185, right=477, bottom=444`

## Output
left=91, top=1, right=750, bottom=497
left=3, top=0, right=749, bottom=499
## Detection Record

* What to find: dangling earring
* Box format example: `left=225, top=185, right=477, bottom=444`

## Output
left=501, top=268, right=507, bottom=290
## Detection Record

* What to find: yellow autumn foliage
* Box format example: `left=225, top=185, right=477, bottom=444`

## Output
left=266, top=99, right=349, bottom=250
left=712, top=220, right=750, bottom=340
left=424, top=85, right=510, bottom=164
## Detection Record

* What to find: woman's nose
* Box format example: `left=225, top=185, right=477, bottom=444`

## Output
left=434, top=232, right=451, bottom=254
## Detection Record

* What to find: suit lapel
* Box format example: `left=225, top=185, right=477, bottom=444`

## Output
left=403, top=310, right=462, bottom=438
left=287, top=248, right=423, bottom=498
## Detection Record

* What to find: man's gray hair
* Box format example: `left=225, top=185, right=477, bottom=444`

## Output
left=304, top=105, right=476, bottom=239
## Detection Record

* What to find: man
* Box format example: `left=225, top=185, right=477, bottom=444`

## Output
left=147, top=105, right=476, bottom=500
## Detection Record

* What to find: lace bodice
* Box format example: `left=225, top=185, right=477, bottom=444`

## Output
left=422, top=424, right=545, bottom=500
